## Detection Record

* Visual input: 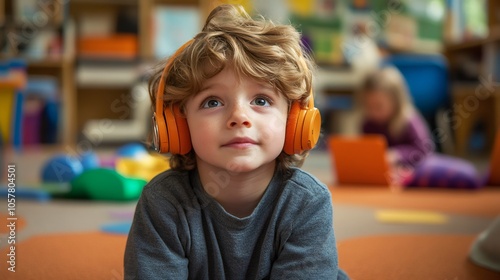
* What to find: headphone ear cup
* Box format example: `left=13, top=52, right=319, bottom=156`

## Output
left=301, top=108, right=321, bottom=151
left=284, top=101, right=300, bottom=155
left=173, top=106, right=192, bottom=155
left=164, top=106, right=181, bottom=154
left=293, top=108, right=308, bottom=154
left=153, top=112, right=169, bottom=153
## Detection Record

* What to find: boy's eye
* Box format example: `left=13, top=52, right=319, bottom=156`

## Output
left=251, top=97, right=271, bottom=107
left=202, top=99, right=223, bottom=108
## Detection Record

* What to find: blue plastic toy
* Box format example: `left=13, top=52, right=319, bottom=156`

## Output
left=41, top=154, right=84, bottom=183
left=80, top=151, right=100, bottom=170
left=116, top=143, right=148, bottom=159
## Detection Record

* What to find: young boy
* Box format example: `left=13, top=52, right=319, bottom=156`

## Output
left=124, top=4, right=348, bottom=279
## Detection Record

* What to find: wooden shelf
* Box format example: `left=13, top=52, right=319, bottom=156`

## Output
left=0, top=0, right=212, bottom=146
left=445, top=26, right=500, bottom=52
left=27, top=58, right=66, bottom=68
left=444, top=0, right=500, bottom=156
left=156, top=0, right=199, bottom=5
left=71, top=0, right=137, bottom=6
left=0, top=0, right=4, bottom=25
left=0, top=55, right=67, bottom=68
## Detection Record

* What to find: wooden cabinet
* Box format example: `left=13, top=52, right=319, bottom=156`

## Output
left=444, top=0, right=500, bottom=155
left=1, top=0, right=217, bottom=146
left=0, top=0, right=75, bottom=144
left=69, top=0, right=213, bottom=145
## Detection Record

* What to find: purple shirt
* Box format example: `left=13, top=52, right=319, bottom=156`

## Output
left=362, top=114, right=481, bottom=189
left=362, top=113, right=434, bottom=167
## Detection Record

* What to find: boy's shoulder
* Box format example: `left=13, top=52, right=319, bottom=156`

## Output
left=140, top=169, right=195, bottom=205
left=146, top=168, right=190, bottom=189
left=283, top=168, right=331, bottom=201
left=272, top=168, right=333, bottom=224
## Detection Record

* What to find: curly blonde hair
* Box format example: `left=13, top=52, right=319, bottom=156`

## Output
left=149, top=4, right=315, bottom=171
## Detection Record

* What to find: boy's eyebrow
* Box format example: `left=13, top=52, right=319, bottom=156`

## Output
left=254, top=82, right=278, bottom=94
left=197, top=80, right=277, bottom=95
left=198, top=83, right=225, bottom=93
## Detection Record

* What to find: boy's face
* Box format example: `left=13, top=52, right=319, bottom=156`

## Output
left=185, top=66, right=289, bottom=173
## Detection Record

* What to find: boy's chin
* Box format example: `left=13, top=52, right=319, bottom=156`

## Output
left=222, top=161, right=265, bottom=174
left=224, top=163, right=262, bottom=173
left=202, top=158, right=275, bottom=174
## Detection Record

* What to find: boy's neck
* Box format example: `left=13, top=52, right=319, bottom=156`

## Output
left=196, top=158, right=276, bottom=218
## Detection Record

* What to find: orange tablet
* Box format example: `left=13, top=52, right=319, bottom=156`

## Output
left=328, top=135, right=391, bottom=186
left=488, top=130, right=500, bottom=185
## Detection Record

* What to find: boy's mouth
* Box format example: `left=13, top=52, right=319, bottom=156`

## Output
left=222, top=137, right=258, bottom=148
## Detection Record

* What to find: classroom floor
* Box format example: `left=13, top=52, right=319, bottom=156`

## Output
left=1, top=146, right=499, bottom=279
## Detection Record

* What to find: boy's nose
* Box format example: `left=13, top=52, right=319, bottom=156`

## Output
left=227, top=104, right=252, bottom=128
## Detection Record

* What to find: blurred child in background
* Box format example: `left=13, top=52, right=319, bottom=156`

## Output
left=357, top=67, right=481, bottom=188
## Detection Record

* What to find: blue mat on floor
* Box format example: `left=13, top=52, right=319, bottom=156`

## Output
left=100, top=221, right=132, bottom=235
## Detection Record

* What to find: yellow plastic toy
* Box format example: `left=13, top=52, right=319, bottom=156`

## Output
left=116, top=153, right=170, bottom=182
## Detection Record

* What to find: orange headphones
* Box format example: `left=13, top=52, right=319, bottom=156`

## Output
left=152, top=39, right=321, bottom=155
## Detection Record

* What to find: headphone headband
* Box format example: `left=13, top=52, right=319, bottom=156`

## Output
left=156, top=39, right=194, bottom=116
left=306, top=91, right=315, bottom=109
left=153, top=38, right=320, bottom=156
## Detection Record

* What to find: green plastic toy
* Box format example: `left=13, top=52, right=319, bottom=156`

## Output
left=67, top=168, right=146, bottom=201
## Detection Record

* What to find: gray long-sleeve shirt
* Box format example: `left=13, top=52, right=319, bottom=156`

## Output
left=124, top=167, right=349, bottom=279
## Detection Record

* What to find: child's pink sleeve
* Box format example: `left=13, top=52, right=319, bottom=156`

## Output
left=391, top=114, right=434, bottom=167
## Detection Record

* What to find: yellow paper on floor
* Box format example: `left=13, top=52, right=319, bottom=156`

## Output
left=376, top=210, right=448, bottom=224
